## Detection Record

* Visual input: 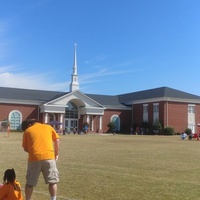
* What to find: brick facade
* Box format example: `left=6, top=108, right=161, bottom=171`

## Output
left=1, top=87, right=200, bottom=134
left=131, top=101, right=200, bottom=134
left=0, top=103, right=38, bottom=122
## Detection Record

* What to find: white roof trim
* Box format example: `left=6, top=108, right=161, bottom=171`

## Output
left=124, top=97, right=200, bottom=105
left=44, top=90, right=105, bottom=108
left=0, top=98, right=42, bottom=105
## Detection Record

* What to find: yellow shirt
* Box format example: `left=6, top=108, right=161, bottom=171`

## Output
left=22, top=123, right=60, bottom=162
left=0, top=181, right=23, bottom=200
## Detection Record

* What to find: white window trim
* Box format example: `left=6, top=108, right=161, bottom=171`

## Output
left=8, top=110, right=22, bottom=130
left=111, top=115, right=120, bottom=131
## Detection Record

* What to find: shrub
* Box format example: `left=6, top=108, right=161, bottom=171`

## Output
left=107, top=121, right=116, bottom=133
left=185, top=128, right=192, bottom=135
left=163, top=127, right=175, bottom=135
left=141, top=121, right=150, bottom=129
left=1, top=120, right=10, bottom=128
left=152, top=121, right=162, bottom=134
left=141, top=122, right=150, bottom=134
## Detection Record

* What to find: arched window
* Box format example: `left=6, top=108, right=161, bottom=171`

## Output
left=65, top=102, right=78, bottom=132
left=111, top=115, right=120, bottom=131
left=9, top=110, right=22, bottom=130
left=65, top=102, right=78, bottom=119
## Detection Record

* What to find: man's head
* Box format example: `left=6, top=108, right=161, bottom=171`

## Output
left=22, top=119, right=38, bottom=131
left=27, top=119, right=38, bottom=126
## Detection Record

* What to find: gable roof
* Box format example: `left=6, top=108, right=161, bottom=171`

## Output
left=118, top=87, right=200, bottom=104
left=1, top=86, right=200, bottom=106
left=45, top=90, right=105, bottom=108
left=0, top=86, right=128, bottom=108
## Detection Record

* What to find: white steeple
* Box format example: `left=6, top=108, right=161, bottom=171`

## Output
left=70, top=43, right=79, bottom=92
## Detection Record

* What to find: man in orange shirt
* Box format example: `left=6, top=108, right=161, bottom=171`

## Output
left=22, top=119, right=60, bottom=200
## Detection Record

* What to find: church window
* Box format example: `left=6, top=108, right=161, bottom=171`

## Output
left=111, top=115, right=120, bottom=131
left=9, top=110, right=22, bottom=130
left=143, top=104, right=148, bottom=122
left=65, top=102, right=78, bottom=119
left=153, top=103, right=159, bottom=123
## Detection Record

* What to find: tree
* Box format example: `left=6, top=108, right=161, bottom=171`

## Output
left=152, top=121, right=162, bottom=134
left=107, top=121, right=116, bottom=133
left=185, top=128, right=192, bottom=135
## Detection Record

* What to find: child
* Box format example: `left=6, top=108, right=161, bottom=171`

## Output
left=0, top=168, right=23, bottom=200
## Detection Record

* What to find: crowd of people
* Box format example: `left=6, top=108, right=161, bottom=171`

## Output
left=130, top=126, right=144, bottom=135
left=180, top=132, right=200, bottom=140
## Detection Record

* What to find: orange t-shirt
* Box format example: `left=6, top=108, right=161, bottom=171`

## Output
left=22, top=123, right=60, bottom=162
left=0, top=181, right=23, bottom=200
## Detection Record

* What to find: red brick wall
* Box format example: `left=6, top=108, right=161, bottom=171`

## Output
left=132, top=104, right=143, bottom=126
left=2, top=100, right=200, bottom=134
left=132, top=101, right=187, bottom=132
left=159, top=101, right=165, bottom=126
left=132, top=102, right=165, bottom=126
left=166, top=102, right=187, bottom=133
left=78, top=110, right=131, bottom=133
left=102, top=109, right=131, bottom=133
left=132, top=101, right=200, bottom=134
left=167, top=102, right=200, bottom=133
left=0, top=103, right=39, bottom=122
left=92, top=115, right=100, bottom=132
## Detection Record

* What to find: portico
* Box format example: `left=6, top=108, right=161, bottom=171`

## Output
left=40, top=90, right=105, bottom=133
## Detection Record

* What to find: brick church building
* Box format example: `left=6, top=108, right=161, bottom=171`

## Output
left=1, top=46, right=200, bottom=134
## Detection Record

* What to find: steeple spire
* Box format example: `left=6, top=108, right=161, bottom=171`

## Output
left=73, top=43, right=77, bottom=74
left=70, top=43, right=79, bottom=92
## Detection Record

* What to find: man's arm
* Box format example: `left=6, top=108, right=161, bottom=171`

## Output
left=54, top=138, right=60, bottom=161
left=22, top=133, right=29, bottom=153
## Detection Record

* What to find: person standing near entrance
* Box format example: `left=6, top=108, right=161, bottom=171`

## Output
left=83, top=124, right=88, bottom=134
left=22, top=119, right=60, bottom=200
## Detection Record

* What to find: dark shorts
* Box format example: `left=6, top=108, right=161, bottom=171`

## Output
left=26, top=160, right=59, bottom=187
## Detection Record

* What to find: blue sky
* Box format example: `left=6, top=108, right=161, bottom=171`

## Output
left=0, top=0, right=200, bottom=95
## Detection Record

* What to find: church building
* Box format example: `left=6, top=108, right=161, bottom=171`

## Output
left=1, top=45, right=200, bottom=134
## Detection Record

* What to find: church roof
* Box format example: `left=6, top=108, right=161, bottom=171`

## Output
left=118, top=87, right=200, bottom=104
left=0, top=86, right=200, bottom=106
left=86, top=93, right=128, bottom=109
left=0, top=87, right=66, bottom=102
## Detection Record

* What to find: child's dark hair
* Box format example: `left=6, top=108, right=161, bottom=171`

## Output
left=3, top=168, right=16, bottom=183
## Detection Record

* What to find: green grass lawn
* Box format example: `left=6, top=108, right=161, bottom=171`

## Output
left=1, top=133, right=200, bottom=200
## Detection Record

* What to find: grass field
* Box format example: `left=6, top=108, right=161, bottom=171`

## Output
left=1, top=133, right=200, bottom=200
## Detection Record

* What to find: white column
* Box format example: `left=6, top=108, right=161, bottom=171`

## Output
left=86, top=115, right=89, bottom=123
left=44, top=113, right=48, bottom=123
left=60, top=114, right=64, bottom=130
left=99, top=116, right=102, bottom=129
